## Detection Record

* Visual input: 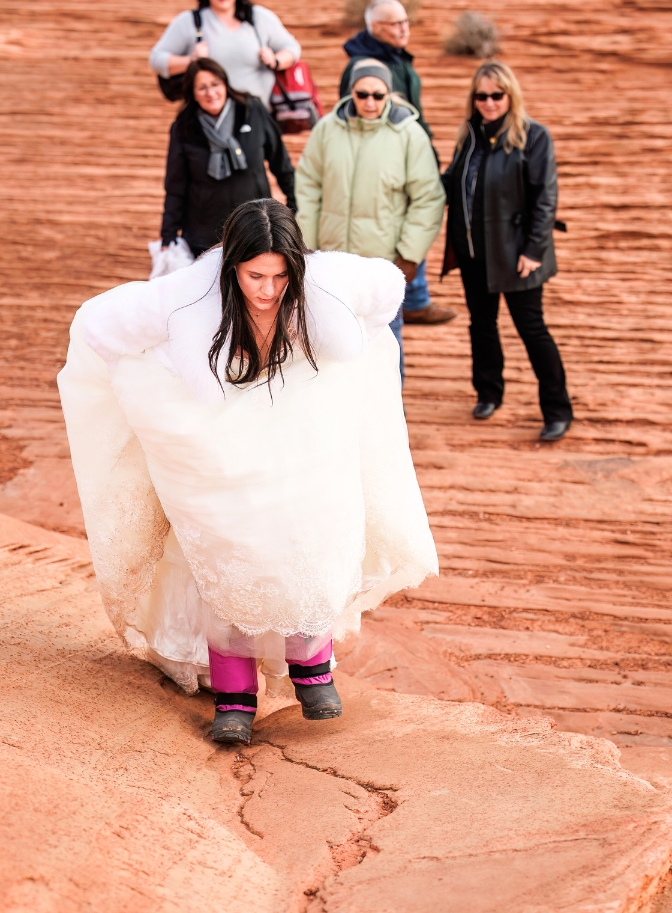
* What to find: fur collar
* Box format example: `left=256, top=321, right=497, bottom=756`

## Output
left=164, top=251, right=369, bottom=405
left=82, top=249, right=405, bottom=406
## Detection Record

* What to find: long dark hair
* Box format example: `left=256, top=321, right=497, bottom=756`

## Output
left=181, top=58, right=248, bottom=115
left=197, top=0, right=254, bottom=24
left=208, top=199, right=317, bottom=390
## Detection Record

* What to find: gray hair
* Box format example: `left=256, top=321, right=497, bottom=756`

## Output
left=364, top=0, right=404, bottom=31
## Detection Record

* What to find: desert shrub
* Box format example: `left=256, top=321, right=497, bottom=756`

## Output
left=343, top=0, right=423, bottom=28
left=444, top=11, right=500, bottom=58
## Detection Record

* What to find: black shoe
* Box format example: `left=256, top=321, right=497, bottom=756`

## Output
left=211, top=709, right=254, bottom=744
left=473, top=402, right=499, bottom=420
left=540, top=420, right=572, bottom=442
left=293, top=680, right=343, bottom=720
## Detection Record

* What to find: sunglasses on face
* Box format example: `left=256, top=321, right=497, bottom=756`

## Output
left=355, top=90, right=388, bottom=100
left=474, top=92, right=506, bottom=102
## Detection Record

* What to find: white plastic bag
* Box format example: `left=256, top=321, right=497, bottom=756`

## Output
left=148, top=238, right=194, bottom=281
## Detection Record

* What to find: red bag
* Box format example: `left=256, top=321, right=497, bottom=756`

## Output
left=270, top=62, right=323, bottom=134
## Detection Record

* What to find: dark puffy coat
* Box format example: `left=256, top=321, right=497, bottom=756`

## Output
left=161, top=96, right=296, bottom=251
left=442, top=116, right=558, bottom=293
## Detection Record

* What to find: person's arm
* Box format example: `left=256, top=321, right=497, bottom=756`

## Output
left=305, top=251, right=406, bottom=347
left=260, top=104, right=296, bottom=211
left=295, top=122, right=326, bottom=250
left=165, top=43, right=210, bottom=77
left=161, top=124, right=188, bottom=248
left=522, top=126, right=558, bottom=263
left=356, top=256, right=407, bottom=340
left=258, top=48, right=295, bottom=71
left=396, top=127, right=446, bottom=266
left=80, top=251, right=222, bottom=367
left=412, top=85, right=434, bottom=141
left=80, top=281, right=167, bottom=367
left=440, top=146, right=460, bottom=205
left=255, top=7, right=301, bottom=72
left=149, top=12, right=208, bottom=78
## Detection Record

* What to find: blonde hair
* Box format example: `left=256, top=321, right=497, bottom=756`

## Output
left=456, top=61, right=528, bottom=154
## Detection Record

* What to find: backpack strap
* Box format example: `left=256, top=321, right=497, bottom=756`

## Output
left=250, top=7, right=297, bottom=110
left=192, top=8, right=203, bottom=42
left=250, top=7, right=263, bottom=49
left=273, top=72, right=297, bottom=110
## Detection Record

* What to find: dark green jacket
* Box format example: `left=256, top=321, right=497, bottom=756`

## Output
left=339, top=30, right=432, bottom=138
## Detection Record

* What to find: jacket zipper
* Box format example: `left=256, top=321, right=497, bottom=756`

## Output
left=346, top=118, right=364, bottom=253
left=461, top=122, right=477, bottom=259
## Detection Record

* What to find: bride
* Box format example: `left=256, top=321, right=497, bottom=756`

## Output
left=58, top=199, right=438, bottom=745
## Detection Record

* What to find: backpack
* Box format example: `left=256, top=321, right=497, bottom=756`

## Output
left=157, top=9, right=203, bottom=102
left=250, top=13, right=322, bottom=134
left=269, top=62, right=323, bottom=134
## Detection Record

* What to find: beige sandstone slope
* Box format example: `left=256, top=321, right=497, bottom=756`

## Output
left=2, top=509, right=672, bottom=913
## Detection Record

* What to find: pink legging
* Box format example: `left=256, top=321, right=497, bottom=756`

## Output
left=209, top=640, right=332, bottom=704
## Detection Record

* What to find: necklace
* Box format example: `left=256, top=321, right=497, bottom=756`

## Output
left=249, top=311, right=277, bottom=358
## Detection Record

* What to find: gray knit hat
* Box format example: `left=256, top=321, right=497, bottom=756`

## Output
left=349, top=58, right=393, bottom=93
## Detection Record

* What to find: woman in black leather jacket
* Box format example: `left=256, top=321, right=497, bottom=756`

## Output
left=161, top=58, right=295, bottom=257
left=442, top=61, right=572, bottom=441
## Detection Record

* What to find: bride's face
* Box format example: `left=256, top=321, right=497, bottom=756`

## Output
left=236, top=253, right=289, bottom=312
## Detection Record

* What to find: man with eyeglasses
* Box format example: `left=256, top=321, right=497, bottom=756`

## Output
left=339, top=0, right=457, bottom=327
left=340, top=0, right=426, bottom=135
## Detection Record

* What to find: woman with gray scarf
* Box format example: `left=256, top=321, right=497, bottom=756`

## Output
left=161, top=58, right=296, bottom=257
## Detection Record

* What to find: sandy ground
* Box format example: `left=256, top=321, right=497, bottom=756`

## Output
left=1, top=0, right=672, bottom=907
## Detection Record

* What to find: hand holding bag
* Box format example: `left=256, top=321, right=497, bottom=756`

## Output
left=252, top=14, right=322, bottom=133
left=148, top=238, right=195, bottom=280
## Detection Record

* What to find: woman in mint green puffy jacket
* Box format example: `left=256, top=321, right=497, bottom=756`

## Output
left=295, top=59, right=444, bottom=379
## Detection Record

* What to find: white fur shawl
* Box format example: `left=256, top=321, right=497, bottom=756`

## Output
left=80, top=249, right=406, bottom=405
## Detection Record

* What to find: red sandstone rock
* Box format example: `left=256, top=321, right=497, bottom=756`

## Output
left=2, top=511, right=672, bottom=912
left=2, top=0, right=672, bottom=905
left=257, top=695, right=672, bottom=913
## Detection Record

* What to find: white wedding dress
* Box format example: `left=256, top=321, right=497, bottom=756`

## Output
left=58, top=249, right=438, bottom=693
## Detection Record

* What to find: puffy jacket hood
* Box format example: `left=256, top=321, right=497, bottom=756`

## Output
left=334, top=95, right=419, bottom=133
left=343, top=29, right=414, bottom=65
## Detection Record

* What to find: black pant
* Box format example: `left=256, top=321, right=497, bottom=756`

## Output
left=459, top=258, right=573, bottom=423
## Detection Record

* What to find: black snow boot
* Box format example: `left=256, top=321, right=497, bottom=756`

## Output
left=288, top=661, right=342, bottom=721
left=211, top=692, right=257, bottom=744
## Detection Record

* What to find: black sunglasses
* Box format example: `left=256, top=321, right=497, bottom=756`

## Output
left=355, top=90, right=387, bottom=101
left=474, top=91, right=506, bottom=102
